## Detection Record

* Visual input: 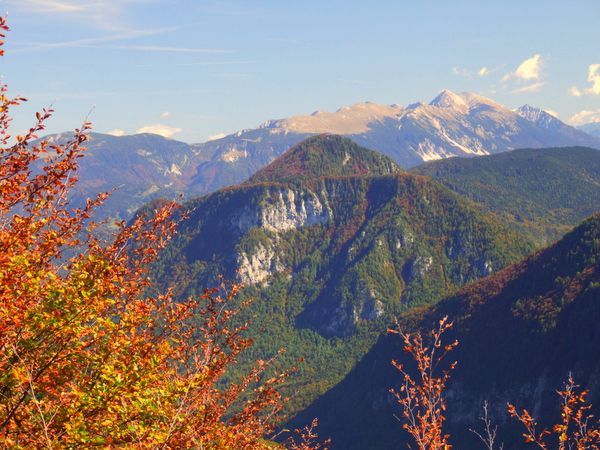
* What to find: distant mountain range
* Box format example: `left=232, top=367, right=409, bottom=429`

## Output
left=39, top=132, right=209, bottom=222
left=289, top=212, right=600, bottom=450
left=579, top=122, right=600, bottom=138
left=189, top=90, right=600, bottom=191
left=45, top=91, right=600, bottom=223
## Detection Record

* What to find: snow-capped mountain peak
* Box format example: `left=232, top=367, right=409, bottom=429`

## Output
left=429, top=89, right=468, bottom=110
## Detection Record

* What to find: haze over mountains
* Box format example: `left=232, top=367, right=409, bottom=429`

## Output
left=46, top=91, right=600, bottom=223
left=579, top=122, right=600, bottom=138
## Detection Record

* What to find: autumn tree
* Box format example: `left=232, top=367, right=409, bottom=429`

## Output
left=0, top=18, right=323, bottom=449
left=389, top=316, right=458, bottom=450
left=509, top=374, right=600, bottom=449
left=392, top=315, right=600, bottom=450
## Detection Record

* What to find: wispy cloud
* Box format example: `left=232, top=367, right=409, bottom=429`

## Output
left=568, top=109, right=600, bottom=126
left=206, top=132, right=227, bottom=141
left=570, top=86, right=584, bottom=97
left=267, top=38, right=301, bottom=45
left=569, top=63, right=600, bottom=97
left=478, top=67, right=490, bottom=77
left=212, top=73, right=249, bottom=81
left=338, top=78, right=370, bottom=86
left=106, top=45, right=230, bottom=53
left=24, top=87, right=215, bottom=101
left=122, top=60, right=252, bottom=69
left=6, top=0, right=157, bottom=30
left=107, top=128, right=126, bottom=136
left=13, top=27, right=176, bottom=53
left=511, top=81, right=545, bottom=93
left=452, top=65, right=494, bottom=78
left=14, top=27, right=231, bottom=54
left=136, top=123, right=182, bottom=138
left=451, top=66, right=471, bottom=77
left=9, top=0, right=88, bottom=13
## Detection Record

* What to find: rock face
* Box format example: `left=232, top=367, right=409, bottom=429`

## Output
left=259, top=189, right=330, bottom=232
left=237, top=242, right=281, bottom=286
left=167, top=136, right=532, bottom=339
left=232, top=187, right=330, bottom=285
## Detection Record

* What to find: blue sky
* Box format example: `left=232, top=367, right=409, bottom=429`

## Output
left=1, top=0, right=599, bottom=142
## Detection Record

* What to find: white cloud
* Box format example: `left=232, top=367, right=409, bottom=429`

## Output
left=503, top=54, right=543, bottom=82
left=511, top=82, right=545, bottom=93
left=568, top=109, right=600, bottom=126
left=569, top=86, right=584, bottom=97
left=107, top=128, right=126, bottom=136
left=451, top=66, right=490, bottom=78
left=589, top=64, right=600, bottom=94
left=161, top=111, right=170, bottom=118
left=136, top=124, right=182, bottom=138
left=570, top=64, right=600, bottom=96
left=544, top=109, right=559, bottom=118
left=206, top=132, right=227, bottom=141
left=452, top=66, right=471, bottom=77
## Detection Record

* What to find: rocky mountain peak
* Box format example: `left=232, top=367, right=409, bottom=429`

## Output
left=429, top=89, right=469, bottom=110
left=516, top=104, right=560, bottom=128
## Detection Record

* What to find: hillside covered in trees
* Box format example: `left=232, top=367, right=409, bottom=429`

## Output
left=289, top=212, right=600, bottom=449
left=413, top=146, right=600, bottom=245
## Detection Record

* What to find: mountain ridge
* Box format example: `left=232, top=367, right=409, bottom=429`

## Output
left=187, top=90, right=600, bottom=192
left=412, top=146, right=600, bottom=245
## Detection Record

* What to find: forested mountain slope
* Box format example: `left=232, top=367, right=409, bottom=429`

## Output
left=289, top=213, right=600, bottom=449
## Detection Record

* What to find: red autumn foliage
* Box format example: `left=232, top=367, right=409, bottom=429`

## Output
left=0, top=17, right=324, bottom=449
left=389, top=316, right=457, bottom=450
left=392, top=316, right=600, bottom=450
left=509, top=374, right=600, bottom=449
